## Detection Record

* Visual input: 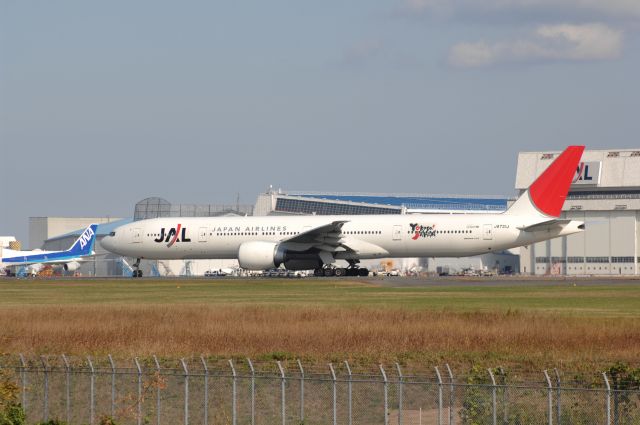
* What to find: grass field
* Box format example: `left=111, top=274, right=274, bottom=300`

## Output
left=1, top=277, right=640, bottom=371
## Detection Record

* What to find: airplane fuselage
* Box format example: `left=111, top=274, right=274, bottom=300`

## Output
left=102, top=213, right=580, bottom=261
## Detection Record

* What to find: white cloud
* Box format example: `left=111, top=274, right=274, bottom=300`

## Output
left=448, top=23, right=623, bottom=67
left=405, top=0, right=640, bottom=20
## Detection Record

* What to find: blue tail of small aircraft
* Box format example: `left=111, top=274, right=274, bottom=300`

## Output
left=67, top=224, right=98, bottom=256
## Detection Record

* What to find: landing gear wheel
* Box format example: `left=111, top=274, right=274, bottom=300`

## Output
left=334, top=268, right=346, bottom=277
left=323, top=268, right=335, bottom=277
left=314, top=268, right=324, bottom=277
left=358, top=268, right=369, bottom=277
left=132, top=258, right=142, bottom=278
left=346, top=268, right=358, bottom=277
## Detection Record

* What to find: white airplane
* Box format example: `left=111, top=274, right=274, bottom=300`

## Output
left=1, top=224, right=98, bottom=277
left=101, top=146, right=585, bottom=277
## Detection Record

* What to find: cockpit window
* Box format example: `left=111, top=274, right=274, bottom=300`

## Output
left=109, top=231, right=116, bottom=237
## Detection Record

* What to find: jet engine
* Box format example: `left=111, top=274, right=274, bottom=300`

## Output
left=63, top=261, right=81, bottom=272
left=238, top=242, right=323, bottom=271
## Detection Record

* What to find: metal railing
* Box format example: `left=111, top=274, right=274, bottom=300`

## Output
left=2, top=355, right=639, bottom=425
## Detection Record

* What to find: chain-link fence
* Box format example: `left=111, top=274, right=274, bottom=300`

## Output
left=1, top=355, right=639, bottom=425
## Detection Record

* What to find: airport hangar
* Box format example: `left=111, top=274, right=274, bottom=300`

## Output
left=32, top=147, right=640, bottom=276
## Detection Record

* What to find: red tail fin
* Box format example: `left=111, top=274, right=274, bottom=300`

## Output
left=529, top=145, right=585, bottom=217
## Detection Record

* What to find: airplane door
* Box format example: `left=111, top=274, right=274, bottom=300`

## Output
left=198, top=227, right=208, bottom=243
left=483, top=224, right=493, bottom=240
left=392, top=225, right=402, bottom=241
left=132, top=228, right=142, bottom=243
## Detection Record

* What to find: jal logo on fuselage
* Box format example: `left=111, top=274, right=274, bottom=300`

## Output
left=154, top=224, right=192, bottom=247
left=78, top=228, right=95, bottom=250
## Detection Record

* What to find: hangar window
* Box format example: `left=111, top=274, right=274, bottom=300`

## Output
left=612, top=257, right=634, bottom=263
left=631, top=151, right=640, bottom=157
left=535, top=257, right=549, bottom=263
left=541, top=153, right=554, bottom=160
left=567, top=257, right=584, bottom=263
left=607, top=151, right=620, bottom=157
left=586, top=257, right=609, bottom=263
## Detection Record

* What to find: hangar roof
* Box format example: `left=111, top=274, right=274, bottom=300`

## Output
left=288, top=192, right=509, bottom=211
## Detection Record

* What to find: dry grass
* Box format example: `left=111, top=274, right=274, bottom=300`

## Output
left=1, top=304, right=639, bottom=370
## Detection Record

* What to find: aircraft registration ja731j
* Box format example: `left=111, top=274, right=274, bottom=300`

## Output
left=101, top=146, right=586, bottom=277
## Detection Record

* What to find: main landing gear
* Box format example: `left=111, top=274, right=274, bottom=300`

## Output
left=132, top=258, right=143, bottom=278
left=313, top=264, right=370, bottom=277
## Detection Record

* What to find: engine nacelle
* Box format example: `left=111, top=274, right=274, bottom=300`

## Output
left=238, top=242, right=323, bottom=271
left=63, top=261, right=81, bottom=272
left=238, top=241, right=284, bottom=270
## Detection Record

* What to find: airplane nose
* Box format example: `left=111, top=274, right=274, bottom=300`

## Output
left=100, top=235, right=116, bottom=253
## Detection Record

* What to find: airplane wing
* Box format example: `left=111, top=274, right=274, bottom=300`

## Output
left=281, top=220, right=350, bottom=252
left=279, top=220, right=389, bottom=263
left=518, top=219, right=573, bottom=232
left=0, top=251, right=90, bottom=267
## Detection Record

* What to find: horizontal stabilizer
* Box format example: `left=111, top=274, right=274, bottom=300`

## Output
left=518, top=219, right=575, bottom=232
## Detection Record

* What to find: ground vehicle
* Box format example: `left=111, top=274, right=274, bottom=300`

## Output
left=204, top=269, right=227, bottom=277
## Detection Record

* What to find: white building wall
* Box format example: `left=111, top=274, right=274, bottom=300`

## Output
left=565, top=211, right=586, bottom=275
left=584, top=212, right=611, bottom=275
left=610, top=211, right=635, bottom=275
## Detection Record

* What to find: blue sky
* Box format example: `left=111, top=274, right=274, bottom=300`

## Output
left=1, top=0, right=639, bottom=242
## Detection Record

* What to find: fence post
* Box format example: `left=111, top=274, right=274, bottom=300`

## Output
left=180, top=358, right=189, bottom=425
left=329, top=363, right=337, bottom=425
left=229, top=359, right=237, bottom=425
left=344, top=361, right=353, bottom=425
left=488, top=369, right=497, bottom=425
left=498, top=367, right=508, bottom=425
left=40, top=356, right=49, bottom=423
left=107, top=355, right=116, bottom=420
left=87, top=356, right=95, bottom=425
left=277, top=361, right=286, bottom=425
left=62, top=354, right=71, bottom=424
left=380, top=364, right=389, bottom=425
left=446, top=364, right=454, bottom=425
left=554, top=369, right=561, bottom=424
left=135, top=357, right=143, bottom=425
left=297, top=359, right=304, bottom=423
left=153, top=356, right=161, bottom=425
left=435, top=366, right=443, bottom=425
left=19, top=354, right=27, bottom=412
left=248, top=358, right=256, bottom=425
left=201, top=356, right=209, bottom=425
left=396, top=363, right=404, bottom=425
left=544, top=370, right=553, bottom=425
left=603, top=372, right=611, bottom=425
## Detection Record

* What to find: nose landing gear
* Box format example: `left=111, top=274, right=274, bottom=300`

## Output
left=132, top=258, right=143, bottom=278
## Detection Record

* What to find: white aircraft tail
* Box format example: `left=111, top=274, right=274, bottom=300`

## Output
left=505, top=146, right=585, bottom=221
